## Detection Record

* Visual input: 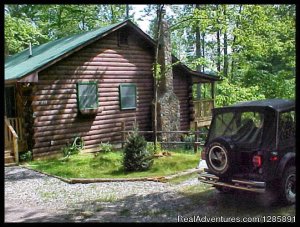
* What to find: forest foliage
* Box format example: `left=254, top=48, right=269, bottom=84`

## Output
left=5, top=4, right=295, bottom=105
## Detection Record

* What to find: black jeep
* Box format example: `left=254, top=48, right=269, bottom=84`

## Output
left=198, top=99, right=295, bottom=205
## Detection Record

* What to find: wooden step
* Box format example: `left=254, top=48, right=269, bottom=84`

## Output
left=4, top=148, right=15, bottom=164
left=5, top=149, right=13, bottom=156
left=5, top=162, right=17, bottom=167
left=5, top=156, right=15, bottom=164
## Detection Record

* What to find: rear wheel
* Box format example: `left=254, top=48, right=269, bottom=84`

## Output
left=279, top=166, right=295, bottom=205
left=205, top=138, right=234, bottom=177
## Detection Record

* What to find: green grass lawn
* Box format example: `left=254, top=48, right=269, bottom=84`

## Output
left=25, top=150, right=200, bottom=179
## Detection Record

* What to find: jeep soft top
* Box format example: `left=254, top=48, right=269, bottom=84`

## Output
left=212, top=99, right=294, bottom=113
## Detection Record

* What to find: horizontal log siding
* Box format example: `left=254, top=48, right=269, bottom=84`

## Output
left=32, top=31, right=154, bottom=156
left=173, top=68, right=192, bottom=131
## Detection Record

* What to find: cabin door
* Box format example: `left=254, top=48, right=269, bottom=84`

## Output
left=5, top=86, right=17, bottom=118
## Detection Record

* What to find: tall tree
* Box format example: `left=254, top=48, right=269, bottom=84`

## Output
left=230, top=5, right=243, bottom=82
left=5, top=14, right=48, bottom=55
left=195, top=4, right=201, bottom=72
left=216, top=5, right=221, bottom=73
left=5, top=4, right=295, bottom=100
left=222, top=5, right=228, bottom=78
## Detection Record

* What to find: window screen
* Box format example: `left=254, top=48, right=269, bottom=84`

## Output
left=119, top=84, right=136, bottom=110
left=77, top=82, right=98, bottom=110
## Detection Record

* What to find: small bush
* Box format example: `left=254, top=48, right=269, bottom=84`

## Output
left=182, top=134, right=195, bottom=150
left=98, top=142, right=113, bottom=153
left=19, top=150, right=32, bottom=162
left=62, top=137, right=84, bottom=158
left=146, top=142, right=162, bottom=154
left=123, top=123, right=154, bottom=172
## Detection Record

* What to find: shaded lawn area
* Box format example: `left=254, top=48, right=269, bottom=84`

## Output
left=24, top=150, right=200, bottom=179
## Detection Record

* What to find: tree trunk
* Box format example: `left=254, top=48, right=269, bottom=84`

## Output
left=153, top=4, right=164, bottom=151
left=110, top=5, right=115, bottom=23
left=195, top=4, right=201, bottom=72
left=223, top=5, right=228, bottom=78
left=216, top=5, right=221, bottom=73
left=230, top=5, right=243, bottom=82
left=202, top=32, right=205, bottom=72
left=126, top=4, right=129, bottom=19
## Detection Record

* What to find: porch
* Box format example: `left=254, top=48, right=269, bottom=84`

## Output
left=5, top=117, right=26, bottom=165
left=193, top=99, right=214, bottom=128
left=190, top=81, right=215, bottom=129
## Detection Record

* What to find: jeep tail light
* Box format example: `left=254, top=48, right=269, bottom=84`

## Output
left=270, top=152, right=278, bottom=161
left=252, top=155, right=262, bottom=168
left=270, top=156, right=278, bottom=161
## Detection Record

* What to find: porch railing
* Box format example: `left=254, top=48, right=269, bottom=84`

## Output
left=4, top=117, right=19, bottom=164
left=6, top=117, right=24, bottom=141
left=193, top=99, right=214, bottom=120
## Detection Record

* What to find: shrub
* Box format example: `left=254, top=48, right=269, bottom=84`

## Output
left=123, top=123, right=154, bottom=172
left=182, top=134, right=195, bottom=150
left=19, top=150, right=32, bottom=162
left=62, top=136, right=84, bottom=158
left=98, top=142, right=113, bottom=153
left=146, top=142, right=162, bottom=154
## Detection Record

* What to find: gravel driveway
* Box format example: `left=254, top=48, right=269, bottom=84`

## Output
left=5, top=166, right=200, bottom=222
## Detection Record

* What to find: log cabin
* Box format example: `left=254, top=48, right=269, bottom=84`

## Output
left=5, top=19, right=220, bottom=164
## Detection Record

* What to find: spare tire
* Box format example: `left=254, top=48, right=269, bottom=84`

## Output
left=205, top=137, right=235, bottom=177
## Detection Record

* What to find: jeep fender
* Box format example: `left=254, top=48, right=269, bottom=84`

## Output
left=276, top=152, right=295, bottom=178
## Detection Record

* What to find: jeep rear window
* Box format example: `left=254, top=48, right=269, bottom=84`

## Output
left=208, top=111, right=264, bottom=146
left=278, top=110, right=295, bottom=147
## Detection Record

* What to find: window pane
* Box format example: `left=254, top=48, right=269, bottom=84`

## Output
left=120, top=84, right=136, bottom=110
left=122, top=96, right=136, bottom=109
left=78, top=84, right=97, bottom=95
left=122, top=86, right=135, bottom=96
left=77, top=82, right=98, bottom=110
left=209, top=111, right=264, bottom=146
left=80, top=94, right=98, bottom=109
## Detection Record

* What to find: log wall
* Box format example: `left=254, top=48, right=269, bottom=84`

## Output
left=32, top=28, right=155, bottom=157
left=31, top=27, right=193, bottom=158
left=173, top=67, right=193, bottom=131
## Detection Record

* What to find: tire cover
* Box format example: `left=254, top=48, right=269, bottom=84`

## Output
left=205, top=137, right=234, bottom=177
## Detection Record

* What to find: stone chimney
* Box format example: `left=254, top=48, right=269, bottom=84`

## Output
left=155, top=8, right=180, bottom=148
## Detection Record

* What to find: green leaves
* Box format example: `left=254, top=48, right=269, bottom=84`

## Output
left=5, top=4, right=129, bottom=54
left=5, top=14, right=48, bottom=55
left=5, top=4, right=295, bottom=100
left=215, top=78, right=265, bottom=107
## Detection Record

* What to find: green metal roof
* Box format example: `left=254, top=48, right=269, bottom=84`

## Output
left=5, top=19, right=220, bottom=82
left=5, top=20, right=126, bottom=81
